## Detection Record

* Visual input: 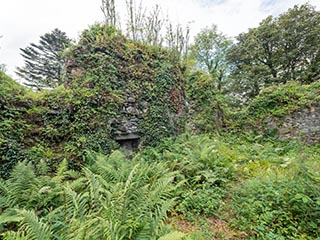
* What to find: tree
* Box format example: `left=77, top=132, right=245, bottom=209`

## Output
left=191, top=25, right=232, bottom=90
left=277, top=4, right=320, bottom=83
left=0, top=64, right=6, bottom=73
left=144, top=4, right=164, bottom=46
left=101, top=0, right=118, bottom=27
left=16, top=29, right=71, bottom=90
left=99, top=0, right=190, bottom=59
left=125, top=0, right=145, bottom=41
left=228, top=16, right=280, bottom=99
left=228, top=4, right=320, bottom=100
left=165, top=22, right=191, bottom=61
left=188, top=25, right=232, bottom=129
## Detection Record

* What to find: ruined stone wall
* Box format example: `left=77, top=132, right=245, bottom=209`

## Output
left=264, top=105, right=320, bottom=144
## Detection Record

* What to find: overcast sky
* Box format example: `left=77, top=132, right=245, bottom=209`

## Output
left=0, top=0, right=319, bottom=79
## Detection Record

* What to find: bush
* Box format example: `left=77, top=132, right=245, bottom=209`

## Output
left=230, top=161, right=320, bottom=239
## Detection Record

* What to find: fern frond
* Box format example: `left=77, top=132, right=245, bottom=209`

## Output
left=16, top=209, right=52, bottom=240
left=1, top=230, right=28, bottom=240
left=0, top=180, right=9, bottom=207
left=63, top=186, right=89, bottom=220
left=83, top=168, right=105, bottom=205
left=0, top=209, right=24, bottom=225
left=158, top=231, right=186, bottom=240
left=5, top=162, right=40, bottom=207
left=56, top=158, right=68, bottom=178
left=123, top=164, right=140, bottom=194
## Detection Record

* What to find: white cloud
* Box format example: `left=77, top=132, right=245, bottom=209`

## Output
left=0, top=0, right=319, bottom=79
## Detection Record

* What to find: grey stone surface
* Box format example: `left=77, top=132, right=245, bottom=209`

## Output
left=127, top=97, right=136, bottom=103
left=114, top=95, right=141, bottom=152
left=265, top=106, right=320, bottom=144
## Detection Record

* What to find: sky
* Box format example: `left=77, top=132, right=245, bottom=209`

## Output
left=0, top=0, right=319, bottom=79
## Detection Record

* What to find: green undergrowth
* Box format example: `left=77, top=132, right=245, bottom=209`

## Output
left=223, top=136, right=320, bottom=239
left=137, top=133, right=320, bottom=239
left=0, top=133, right=319, bottom=239
left=0, top=151, right=184, bottom=239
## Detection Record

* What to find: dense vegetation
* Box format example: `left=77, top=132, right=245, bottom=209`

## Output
left=228, top=4, right=320, bottom=100
left=0, top=25, right=185, bottom=178
left=1, top=2, right=320, bottom=239
left=1, top=134, right=319, bottom=239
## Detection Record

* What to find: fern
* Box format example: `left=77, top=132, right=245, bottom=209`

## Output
left=0, top=180, right=9, bottom=208
left=158, top=231, right=186, bottom=240
left=4, top=162, right=40, bottom=208
left=1, top=151, right=179, bottom=239
left=1, top=209, right=52, bottom=240
left=1, top=231, right=28, bottom=240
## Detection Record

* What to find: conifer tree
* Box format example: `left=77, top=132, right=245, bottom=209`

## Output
left=16, top=29, right=71, bottom=90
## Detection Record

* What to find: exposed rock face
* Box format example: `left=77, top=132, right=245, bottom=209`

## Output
left=113, top=97, right=140, bottom=152
left=264, top=105, right=320, bottom=144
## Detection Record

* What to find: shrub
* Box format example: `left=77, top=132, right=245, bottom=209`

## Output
left=230, top=160, right=320, bottom=239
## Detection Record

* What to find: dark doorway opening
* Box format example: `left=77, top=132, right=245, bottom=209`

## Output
left=115, top=133, right=140, bottom=154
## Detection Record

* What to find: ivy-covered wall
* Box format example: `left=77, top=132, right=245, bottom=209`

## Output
left=0, top=24, right=186, bottom=178
left=0, top=72, right=29, bottom=178
left=64, top=24, right=185, bottom=147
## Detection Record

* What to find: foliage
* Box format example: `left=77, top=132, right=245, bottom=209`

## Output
left=16, top=29, right=72, bottom=90
left=1, top=127, right=320, bottom=238
left=0, top=71, right=29, bottom=178
left=228, top=3, right=320, bottom=100
left=0, top=151, right=184, bottom=239
left=186, top=70, right=232, bottom=132
left=226, top=80, right=320, bottom=136
left=247, top=81, right=320, bottom=119
left=2, top=3, right=320, bottom=239
left=137, top=134, right=236, bottom=218
left=191, top=24, right=232, bottom=91
left=0, top=24, right=186, bottom=177
left=230, top=156, right=320, bottom=239
left=65, top=23, right=185, bottom=147
left=187, top=25, right=233, bottom=132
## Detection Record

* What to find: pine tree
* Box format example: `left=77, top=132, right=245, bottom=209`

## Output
left=16, top=29, right=71, bottom=90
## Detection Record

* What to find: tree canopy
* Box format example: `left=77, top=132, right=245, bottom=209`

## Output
left=191, top=24, right=232, bottom=91
left=186, top=26, right=232, bottom=132
left=16, top=29, right=72, bottom=90
left=228, top=3, right=320, bottom=100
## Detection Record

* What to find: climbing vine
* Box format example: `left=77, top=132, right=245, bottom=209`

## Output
left=0, top=24, right=185, bottom=177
